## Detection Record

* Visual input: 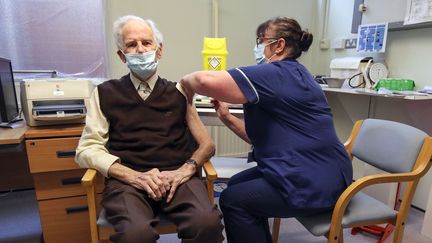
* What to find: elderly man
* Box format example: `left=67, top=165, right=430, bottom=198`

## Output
left=75, top=15, right=224, bottom=243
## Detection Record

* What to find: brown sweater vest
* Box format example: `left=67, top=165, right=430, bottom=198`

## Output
left=98, top=74, right=196, bottom=171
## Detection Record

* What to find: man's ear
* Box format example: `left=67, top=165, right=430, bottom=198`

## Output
left=156, top=43, right=163, bottom=60
left=117, top=50, right=126, bottom=63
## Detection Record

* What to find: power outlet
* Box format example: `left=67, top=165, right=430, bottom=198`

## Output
left=345, top=38, right=357, bottom=49
left=319, top=39, right=330, bottom=50
left=331, top=38, right=346, bottom=49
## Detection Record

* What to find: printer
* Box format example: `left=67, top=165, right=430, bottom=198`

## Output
left=20, top=79, right=94, bottom=126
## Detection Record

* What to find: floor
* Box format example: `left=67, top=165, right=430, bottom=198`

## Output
left=0, top=189, right=431, bottom=243
left=0, top=189, right=42, bottom=243
left=159, top=204, right=432, bottom=243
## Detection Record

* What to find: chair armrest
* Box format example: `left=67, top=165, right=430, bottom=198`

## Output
left=202, top=160, right=217, bottom=206
left=344, top=120, right=364, bottom=157
left=81, top=168, right=99, bottom=243
left=82, top=168, right=97, bottom=187
left=203, top=160, right=217, bottom=181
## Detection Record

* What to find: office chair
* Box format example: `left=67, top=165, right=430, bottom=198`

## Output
left=272, top=119, right=432, bottom=243
left=81, top=160, right=217, bottom=243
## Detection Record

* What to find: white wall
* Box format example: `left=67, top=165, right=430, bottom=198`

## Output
left=316, top=0, right=432, bottom=210
left=105, top=0, right=318, bottom=81
left=105, top=0, right=212, bottom=81
left=313, top=0, right=432, bottom=107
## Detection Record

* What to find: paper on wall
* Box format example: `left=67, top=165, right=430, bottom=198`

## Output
left=404, top=0, right=432, bottom=25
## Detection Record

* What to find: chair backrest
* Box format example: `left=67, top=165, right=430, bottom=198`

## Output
left=352, top=119, right=428, bottom=173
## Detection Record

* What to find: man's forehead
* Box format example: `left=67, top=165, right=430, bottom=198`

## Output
left=122, top=20, right=154, bottom=39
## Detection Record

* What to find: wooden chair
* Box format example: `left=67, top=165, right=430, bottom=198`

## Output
left=272, top=119, right=432, bottom=243
left=81, top=160, right=217, bottom=243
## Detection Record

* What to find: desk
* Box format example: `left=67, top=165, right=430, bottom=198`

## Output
left=0, top=121, right=27, bottom=145
left=197, top=107, right=243, bottom=126
left=0, top=121, right=33, bottom=190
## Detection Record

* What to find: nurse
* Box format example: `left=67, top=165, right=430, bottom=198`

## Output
left=180, top=16, right=353, bottom=243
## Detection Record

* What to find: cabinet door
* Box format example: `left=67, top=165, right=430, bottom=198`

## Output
left=38, top=195, right=101, bottom=243
left=26, top=137, right=80, bottom=173
left=33, top=169, right=104, bottom=200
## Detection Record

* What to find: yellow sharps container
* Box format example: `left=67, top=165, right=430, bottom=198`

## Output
left=202, top=37, right=228, bottom=71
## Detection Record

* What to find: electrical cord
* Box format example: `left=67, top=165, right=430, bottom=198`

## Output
left=348, top=72, right=365, bottom=88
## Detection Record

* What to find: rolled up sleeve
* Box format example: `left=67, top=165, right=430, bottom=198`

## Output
left=75, top=87, right=119, bottom=177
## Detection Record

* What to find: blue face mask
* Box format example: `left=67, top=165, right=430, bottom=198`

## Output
left=253, top=40, right=277, bottom=65
left=124, top=50, right=158, bottom=80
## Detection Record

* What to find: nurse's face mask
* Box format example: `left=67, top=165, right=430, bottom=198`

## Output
left=122, top=50, right=158, bottom=81
left=254, top=37, right=278, bottom=65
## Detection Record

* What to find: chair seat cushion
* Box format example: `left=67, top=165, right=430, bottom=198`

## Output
left=296, top=192, right=397, bottom=236
left=97, top=208, right=174, bottom=228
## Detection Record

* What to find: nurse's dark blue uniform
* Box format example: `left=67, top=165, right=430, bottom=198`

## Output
left=219, top=59, right=353, bottom=243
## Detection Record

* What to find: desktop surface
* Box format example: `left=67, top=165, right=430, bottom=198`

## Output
left=195, top=102, right=243, bottom=109
left=0, top=120, right=28, bottom=145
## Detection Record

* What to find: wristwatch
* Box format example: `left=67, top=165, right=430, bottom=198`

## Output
left=185, top=159, right=198, bottom=168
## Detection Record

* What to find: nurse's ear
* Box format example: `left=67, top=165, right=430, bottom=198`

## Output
left=274, top=38, right=286, bottom=55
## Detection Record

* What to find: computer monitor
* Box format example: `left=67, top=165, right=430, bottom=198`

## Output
left=0, top=57, right=20, bottom=125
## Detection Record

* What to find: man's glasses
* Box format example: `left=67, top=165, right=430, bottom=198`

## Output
left=256, top=36, right=279, bottom=47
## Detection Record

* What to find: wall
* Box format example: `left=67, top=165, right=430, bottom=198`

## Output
left=105, top=0, right=211, bottom=81
left=104, top=0, right=318, bottom=80
left=315, top=0, right=432, bottom=121
left=315, top=0, right=432, bottom=209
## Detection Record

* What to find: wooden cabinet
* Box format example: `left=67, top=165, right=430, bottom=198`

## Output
left=38, top=195, right=100, bottom=243
left=25, top=126, right=103, bottom=243
left=26, top=137, right=82, bottom=173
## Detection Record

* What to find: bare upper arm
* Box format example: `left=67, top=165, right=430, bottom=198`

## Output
left=195, top=71, right=248, bottom=104
left=185, top=102, right=212, bottom=145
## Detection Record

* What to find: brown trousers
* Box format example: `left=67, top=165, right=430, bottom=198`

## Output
left=102, top=176, right=224, bottom=243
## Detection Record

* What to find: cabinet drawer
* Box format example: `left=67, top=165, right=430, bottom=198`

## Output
left=38, top=195, right=101, bottom=243
left=26, top=137, right=80, bottom=173
left=34, top=169, right=104, bottom=200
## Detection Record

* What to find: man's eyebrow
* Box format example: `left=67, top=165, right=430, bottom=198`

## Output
left=125, top=37, right=153, bottom=42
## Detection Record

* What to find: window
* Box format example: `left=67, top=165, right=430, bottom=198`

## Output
left=0, top=0, right=107, bottom=79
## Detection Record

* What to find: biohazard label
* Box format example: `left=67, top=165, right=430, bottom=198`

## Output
left=208, top=56, right=221, bottom=70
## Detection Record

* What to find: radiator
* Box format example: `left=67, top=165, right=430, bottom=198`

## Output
left=206, top=126, right=250, bottom=157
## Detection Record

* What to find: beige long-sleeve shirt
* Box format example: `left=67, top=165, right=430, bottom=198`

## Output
left=75, top=72, right=185, bottom=177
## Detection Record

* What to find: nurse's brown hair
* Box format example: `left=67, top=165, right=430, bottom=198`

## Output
left=256, top=17, right=313, bottom=59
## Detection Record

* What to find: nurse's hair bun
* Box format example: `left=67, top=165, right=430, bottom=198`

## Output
left=299, top=30, right=313, bottom=52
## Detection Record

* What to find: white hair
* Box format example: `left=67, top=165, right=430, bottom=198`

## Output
left=113, top=15, right=163, bottom=50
